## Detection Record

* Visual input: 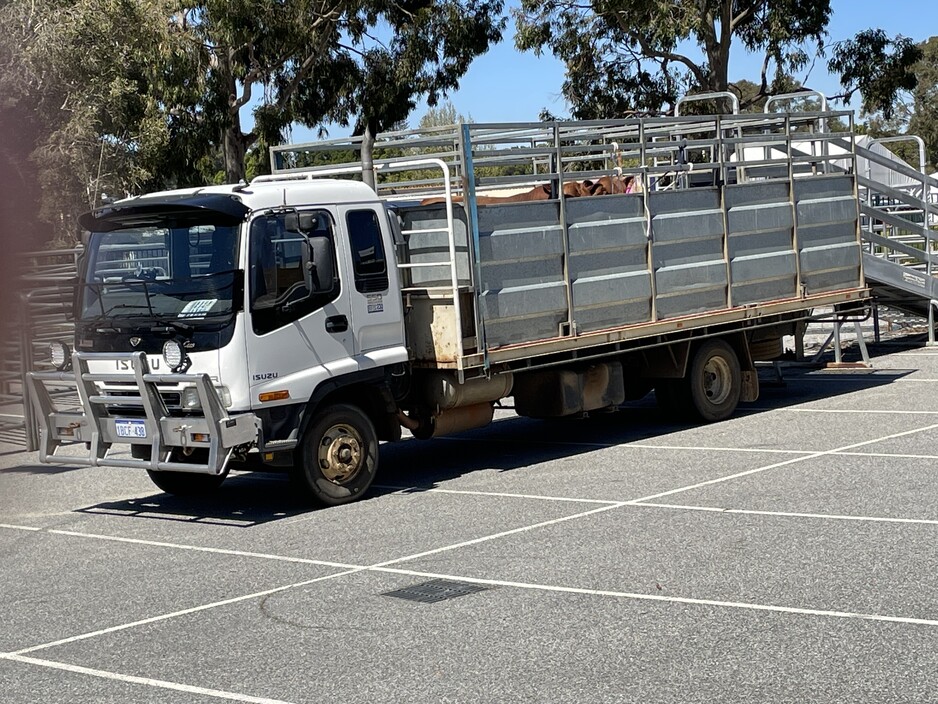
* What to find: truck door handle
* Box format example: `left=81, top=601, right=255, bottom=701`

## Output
left=325, top=315, right=348, bottom=333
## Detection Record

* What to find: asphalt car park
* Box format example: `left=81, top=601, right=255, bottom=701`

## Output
left=3, top=337, right=938, bottom=703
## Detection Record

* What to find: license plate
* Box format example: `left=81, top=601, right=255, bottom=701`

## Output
left=115, top=420, right=147, bottom=438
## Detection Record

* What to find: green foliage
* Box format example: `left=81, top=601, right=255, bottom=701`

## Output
left=0, top=0, right=505, bottom=240
left=515, top=0, right=918, bottom=124
left=909, top=37, right=938, bottom=171
left=514, top=0, right=833, bottom=117
left=829, top=30, right=921, bottom=119
left=0, top=0, right=181, bottom=235
left=419, top=102, right=472, bottom=129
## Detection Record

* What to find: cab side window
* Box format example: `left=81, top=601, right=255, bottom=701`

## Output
left=249, top=211, right=339, bottom=335
left=346, top=209, right=388, bottom=293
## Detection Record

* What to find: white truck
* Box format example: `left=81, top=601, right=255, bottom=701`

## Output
left=28, top=113, right=869, bottom=505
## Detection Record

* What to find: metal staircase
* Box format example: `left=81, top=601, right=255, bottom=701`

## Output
left=852, top=141, right=938, bottom=331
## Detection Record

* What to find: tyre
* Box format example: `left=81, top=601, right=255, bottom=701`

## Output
left=687, top=339, right=741, bottom=422
left=292, top=403, right=378, bottom=506
left=146, top=449, right=228, bottom=496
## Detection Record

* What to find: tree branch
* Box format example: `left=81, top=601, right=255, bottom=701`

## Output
left=607, top=9, right=707, bottom=87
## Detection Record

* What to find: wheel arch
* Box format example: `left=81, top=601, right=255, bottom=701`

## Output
left=298, top=369, right=402, bottom=444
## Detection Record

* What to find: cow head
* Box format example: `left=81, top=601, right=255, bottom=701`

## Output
left=580, top=175, right=632, bottom=196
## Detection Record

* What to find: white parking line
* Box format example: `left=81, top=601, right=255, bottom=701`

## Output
left=632, top=502, right=938, bottom=526
left=12, top=517, right=938, bottom=646
left=747, top=407, right=938, bottom=415
left=4, top=496, right=938, bottom=665
left=372, top=485, right=621, bottom=504
left=371, top=502, right=625, bottom=568
left=789, top=376, right=936, bottom=382
left=835, top=451, right=938, bottom=460
left=364, top=566, right=938, bottom=629
left=8, top=568, right=365, bottom=656
left=48, top=530, right=359, bottom=570
left=438, top=435, right=813, bottom=455
left=626, top=422, right=938, bottom=504
left=0, top=523, right=41, bottom=532
left=0, top=653, right=295, bottom=704
left=6, top=502, right=623, bottom=659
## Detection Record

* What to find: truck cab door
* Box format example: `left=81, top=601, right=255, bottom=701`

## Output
left=245, top=210, right=355, bottom=406
left=337, top=206, right=405, bottom=356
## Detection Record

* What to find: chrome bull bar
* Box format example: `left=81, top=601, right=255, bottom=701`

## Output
left=26, top=351, right=259, bottom=475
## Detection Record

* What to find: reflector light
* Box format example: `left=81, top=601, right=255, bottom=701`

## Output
left=259, top=390, right=290, bottom=402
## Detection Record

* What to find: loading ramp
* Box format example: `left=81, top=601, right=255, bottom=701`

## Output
left=853, top=141, right=938, bottom=329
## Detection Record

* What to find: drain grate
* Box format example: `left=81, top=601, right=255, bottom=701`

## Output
left=382, top=579, right=490, bottom=604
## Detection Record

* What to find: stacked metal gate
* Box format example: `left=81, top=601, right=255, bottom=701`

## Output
left=2, top=249, right=79, bottom=448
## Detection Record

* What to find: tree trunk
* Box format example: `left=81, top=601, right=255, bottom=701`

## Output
left=219, top=49, right=247, bottom=184
left=224, top=121, right=246, bottom=184
left=360, top=121, right=376, bottom=191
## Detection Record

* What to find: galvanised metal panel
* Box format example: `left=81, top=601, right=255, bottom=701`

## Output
left=794, top=176, right=861, bottom=293
left=566, top=195, right=651, bottom=332
left=650, top=188, right=729, bottom=319
left=478, top=281, right=568, bottom=346
left=725, top=182, right=798, bottom=305
left=730, top=252, right=798, bottom=304
left=649, top=189, right=725, bottom=241
left=572, top=271, right=653, bottom=331
left=400, top=207, right=471, bottom=287
left=476, top=202, right=567, bottom=347
left=655, top=261, right=729, bottom=318
left=800, top=241, right=862, bottom=293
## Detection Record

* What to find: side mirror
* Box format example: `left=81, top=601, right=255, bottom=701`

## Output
left=306, top=235, right=335, bottom=293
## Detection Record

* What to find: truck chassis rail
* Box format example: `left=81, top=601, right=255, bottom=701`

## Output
left=27, top=351, right=259, bottom=475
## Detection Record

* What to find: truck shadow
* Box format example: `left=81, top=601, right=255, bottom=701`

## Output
left=72, top=365, right=914, bottom=523
left=375, top=364, right=915, bottom=490
left=73, top=473, right=306, bottom=527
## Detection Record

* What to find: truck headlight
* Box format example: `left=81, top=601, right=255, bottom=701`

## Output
left=49, top=341, right=71, bottom=371
left=182, top=385, right=232, bottom=410
left=162, top=339, right=190, bottom=373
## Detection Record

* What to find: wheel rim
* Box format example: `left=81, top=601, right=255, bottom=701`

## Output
left=318, top=423, right=364, bottom=484
left=702, top=355, right=733, bottom=406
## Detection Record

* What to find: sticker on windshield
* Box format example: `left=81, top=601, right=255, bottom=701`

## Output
left=366, top=294, right=384, bottom=314
left=178, top=299, right=218, bottom=319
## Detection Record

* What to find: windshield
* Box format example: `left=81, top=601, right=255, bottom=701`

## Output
left=81, top=224, right=241, bottom=326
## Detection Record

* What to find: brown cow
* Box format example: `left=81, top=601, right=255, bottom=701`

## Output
left=420, top=181, right=583, bottom=206
left=580, top=174, right=643, bottom=195
left=419, top=175, right=639, bottom=206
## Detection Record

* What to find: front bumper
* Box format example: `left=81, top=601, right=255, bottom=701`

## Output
left=27, top=351, right=259, bottom=475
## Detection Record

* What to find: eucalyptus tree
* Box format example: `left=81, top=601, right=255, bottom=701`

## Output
left=515, top=0, right=920, bottom=118
left=169, top=0, right=504, bottom=186
left=0, top=0, right=178, bottom=237
left=0, top=0, right=505, bottom=240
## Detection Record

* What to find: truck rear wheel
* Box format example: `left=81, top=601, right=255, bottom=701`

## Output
left=293, top=403, right=378, bottom=506
left=687, top=339, right=741, bottom=422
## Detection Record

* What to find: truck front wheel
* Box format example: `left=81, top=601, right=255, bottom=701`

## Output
left=146, top=450, right=229, bottom=496
left=687, top=339, right=741, bottom=422
left=293, top=403, right=378, bottom=506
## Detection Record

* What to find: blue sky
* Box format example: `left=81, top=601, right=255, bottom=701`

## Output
left=282, top=0, right=938, bottom=143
